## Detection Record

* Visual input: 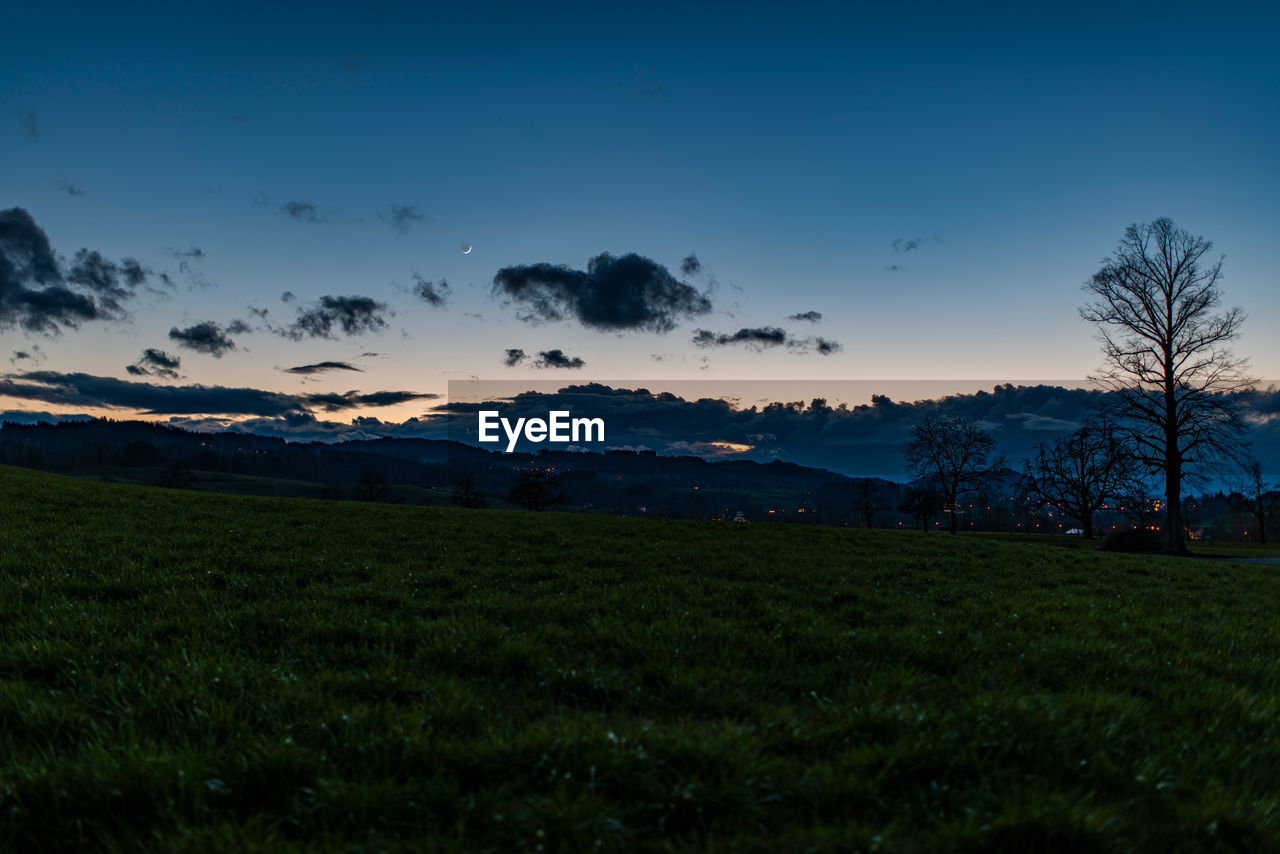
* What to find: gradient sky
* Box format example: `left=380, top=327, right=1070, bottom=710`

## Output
left=3, top=0, right=1277, bottom=430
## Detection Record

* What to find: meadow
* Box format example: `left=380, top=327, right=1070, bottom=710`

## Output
left=1, top=464, right=1278, bottom=852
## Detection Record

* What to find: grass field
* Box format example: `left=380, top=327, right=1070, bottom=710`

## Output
left=2, top=464, right=1279, bottom=852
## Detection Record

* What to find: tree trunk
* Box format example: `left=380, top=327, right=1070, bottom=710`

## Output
left=1256, top=511, right=1268, bottom=545
left=1082, top=509, right=1094, bottom=539
left=1164, top=458, right=1185, bottom=555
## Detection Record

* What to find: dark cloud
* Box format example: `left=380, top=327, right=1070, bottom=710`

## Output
left=55, top=180, right=84, bottom=197
left=168, top=321, right=240, bottom=357
left=411, top=275, right=450, bottom=307
left=493, top=251, right=712, bottom=333
left=788, top=310, right=823, bottom=323
left=169, top=247, right=205, bottom=261
left=534, top=349, right=586, bottom=369
left=127, top=348, right=182, bottom=380
left=692, top=326, right=788, bottom=349
left=0, top=371, right=437, bottom=417
left=0, top=207, right=153, bottom=334
left=284, top=360, right=363, bottom=375
left=813, top=337, right=842, bottom=355
left=680, top=253, right=702, bottom=276
left=15, top=108, right=38, bottom=139
left=503, top=348, right=527, bottom=367
left=379, top=204, right=425, bottom=234
left=280, top=200, right=323, bottom=223
left=892, top=237, right=922, bottom=253
left=883, top=265, right=905, bottom=272
left=279, top=295, right=390, bottom=340
left=281, top=291, right=296, bottom=303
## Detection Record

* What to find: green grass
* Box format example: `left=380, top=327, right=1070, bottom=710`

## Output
left=2, top=464, right=1279, bottom=852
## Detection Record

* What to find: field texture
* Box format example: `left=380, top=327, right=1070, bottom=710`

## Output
left=1, top=465, right=1278, bottom=852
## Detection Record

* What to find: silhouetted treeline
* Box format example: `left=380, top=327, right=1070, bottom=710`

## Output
left=2, top=418, right=1274, bottom=538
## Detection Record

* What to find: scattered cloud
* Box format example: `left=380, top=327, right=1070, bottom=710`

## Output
left=280, top=200, right=323, bottom=223
left=680, top=253, right=702, bottom=276
left=534, top=349, right=586, bottom=369
left=787, top=310, right=822, bottom=323
left=55, top=180, right=84, bottom=197
left=813, top=337, right=841, bottom=355
left=9, top=345, right=45, bottom=365
left=168, top=321, right=243, bottom=357
left=493, top=251, right=711, bottom=333
left=692, top=326, right=788, bottom=349
left=411, top=275, right=451, bottom=307
left=378, top=204, right=425, bottom=234
left=127, top=348, right=182, bottom=380
left=503, top=348, right=527, bottom=367
left=892, top=237, right=921, bottom=253
left=0, top=370, right=437, bottom=417
left=284, top=360, right=363, bottom=375
left=883, top=264, right=905, bottom=272
left=0, top=207, right=156, bottom=334
left=279, top=295, right=390, bottom=340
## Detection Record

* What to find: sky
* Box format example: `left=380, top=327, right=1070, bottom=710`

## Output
left=2, top=0, right=1278, bottom=437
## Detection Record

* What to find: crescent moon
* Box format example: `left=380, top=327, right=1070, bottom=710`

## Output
left=460, top=242, right=472, bottom=254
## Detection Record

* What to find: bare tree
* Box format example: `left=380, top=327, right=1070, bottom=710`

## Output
left=1080, top=217, right=1254, bottom=554
left=852, top=480, right=888, bottom=529
left=1024, top=418, right=1140, bottom=539
left=1235, top=460, right=1279, bottom=545
left=903, top=414, right=1006, bottom=534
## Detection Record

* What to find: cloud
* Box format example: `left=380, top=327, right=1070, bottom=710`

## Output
left=813, top=337, right=841, bottom=355
left=379, top=204, right=425, bottom=234
left=55, top=180, right=84, bottom=197
left=279, top=295, right=389, bottom=340
left=493, top=252, right=712, bottom=333
left=787, top=310, right=822, bottom=323
left=883, top=265, right=905, bottom=272
left=168, top=321, right=241, bottom=357
left=281, top=291, right=296, bottom=302
left=284, top=360, right=363, bottom=375
left=280, top=200, right=323, bottom=223
left=411, top=275, right=450, bottom=307
left=0, top=207, right=154, bottom=334
left=692, top=326, right=788, bottom=349
left=503, top=348, right=527, bottom=367
left=127, top=348, right=182, bottom=380
left=681, top=253, right=702, bottom=276
left=534, top=349, right=585, bottom=369
left=15, top=108, right=37, bottom=139
left=168, top=247, right=205, bottom=261
left=892, top=237, right=921, bottom=253
left=0, top=370, right=437, bottom=417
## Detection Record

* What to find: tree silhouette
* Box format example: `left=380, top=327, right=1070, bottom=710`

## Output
left=902, top=414, right=1006, bottom=534
left=1081, top=217, right=1254, bottom=554
left=1235, top=460, right=1279, bottom=545
left=508, top=468, right=564, bottom=512
left=852, top=480, right=887, bottom=529
left=898, top=485, right=943, bottom=531
left=355, top=470, right=391, bottom=502
left=1024, top=418, right=1140, bottom=539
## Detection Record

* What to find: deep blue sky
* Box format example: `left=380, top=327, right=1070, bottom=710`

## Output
left=3, top=1, right=1277, bottom=432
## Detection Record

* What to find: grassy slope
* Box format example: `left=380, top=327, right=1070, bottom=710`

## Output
left=1, top=464, right=1278, bottom=852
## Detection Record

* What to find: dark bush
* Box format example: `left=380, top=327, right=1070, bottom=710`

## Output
left=1103, top=528, right=1163, bottom=552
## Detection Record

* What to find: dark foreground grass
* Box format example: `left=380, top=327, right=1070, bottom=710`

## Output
left=1, top=464, right=1279, bottom=852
